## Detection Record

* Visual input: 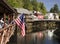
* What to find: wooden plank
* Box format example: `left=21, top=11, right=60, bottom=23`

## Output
left=27, top=19, right=60, bottom=23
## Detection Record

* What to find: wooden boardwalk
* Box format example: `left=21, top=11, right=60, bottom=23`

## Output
left=27, top=19, right=60, bottom=23
left=26, top=19, right=60, bottom=33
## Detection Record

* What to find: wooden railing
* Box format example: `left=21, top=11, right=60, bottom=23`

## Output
left=0, top=24, right=15, bottom=44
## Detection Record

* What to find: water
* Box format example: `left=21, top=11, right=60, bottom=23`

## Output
left=7, top=30, right=60, bottom=44
left=17, top=31, right=60, bottom=44
left=47, top=30, right=54, bottom=38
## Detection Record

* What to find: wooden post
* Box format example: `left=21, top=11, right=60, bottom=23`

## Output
left=13, top=13, right=15, bottom=20
left=8, top=14, right=12, bottom=24
left=8, top=15, right=10, bottom=24
left=4, top=13, right=6, bottom=27
left=11, top=14, right=13, bottom=22
left=10, top=15, right=12, bottom=22
left=56, top=22, right=60, bottom=29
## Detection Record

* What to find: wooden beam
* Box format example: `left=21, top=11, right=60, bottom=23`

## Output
left=4, top=13, right=6, bottom=27
left=11, top=15, right=13, bottom=21
left=8, top=15, right=10, bottom=24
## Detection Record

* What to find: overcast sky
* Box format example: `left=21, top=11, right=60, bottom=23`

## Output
left=37, top=0, right=60, bottom=11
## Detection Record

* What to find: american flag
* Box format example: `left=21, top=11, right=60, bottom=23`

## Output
left=15, top=14, right=25, bottom=36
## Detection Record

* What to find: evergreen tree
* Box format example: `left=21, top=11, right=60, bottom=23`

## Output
left=23, top=0, right=33, bottom=10
left=50, top=4, right=59, bottom=13
left=31, top=0, right=38, bottom=11
left=7, top=0, right=23, bottom=8
left=53, top=4, right=59, bottom=13
left=39, top=2, right=47, bottom=15
left=7, top=0, right=47, bottom=14
left=50, top=8, right=54, bottom=13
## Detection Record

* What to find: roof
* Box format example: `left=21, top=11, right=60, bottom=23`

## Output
left=0, top=0, right=16, bottom=14
left=16, top=8, right=32, bottom=14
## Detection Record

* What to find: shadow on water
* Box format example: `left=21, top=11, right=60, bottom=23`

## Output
left=53, top=35, right=60, bottom=44
left=7, top=30, right=60, bottom=44
left=6, top=27, right=60, bottom=44
left=7, top=35, right=17, bottom=44
left=6, top=26, right=60, bottom=44
left=17, top=31, right=60, bottom=44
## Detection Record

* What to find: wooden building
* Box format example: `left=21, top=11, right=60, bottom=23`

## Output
left=0, top=0, right=17, bottom=44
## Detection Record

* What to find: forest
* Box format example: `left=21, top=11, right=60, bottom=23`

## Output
left=7, top=0, right=60, bottom=15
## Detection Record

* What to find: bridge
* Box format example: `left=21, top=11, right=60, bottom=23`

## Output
left=26, top=19, right=60, bottom=33
left=27, top=19, right=60, bottom=22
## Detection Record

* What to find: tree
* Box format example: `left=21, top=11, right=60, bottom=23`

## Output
left=7, top=0, right=24, bottom=8
left=23, top=0, right=33, bottom=10
left=31, top=0, right=38, bottom=11
left=27, top=4, right=33, bottom=10
left=39, top=2, right=47, bottom=15
left=50, top=8, right=54, bottom=13
left=50, top=4, right=59, bottom=13
left=7, top=0, right=47, bottom=14
left=53, top=4, right=59, bottom=13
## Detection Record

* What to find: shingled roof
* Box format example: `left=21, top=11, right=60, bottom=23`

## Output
left=16, top=8, right=32, bottom=14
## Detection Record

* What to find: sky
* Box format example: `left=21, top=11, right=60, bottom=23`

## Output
left=37, top=0, right=60, bottom=11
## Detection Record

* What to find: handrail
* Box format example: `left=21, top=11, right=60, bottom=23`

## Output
left=0, top=24, right=15, bottom=44
left=0, top=24, right=15, bottom=30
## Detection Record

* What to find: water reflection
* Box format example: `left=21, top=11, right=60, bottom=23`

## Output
left=17, top=31, right=60, bottom=44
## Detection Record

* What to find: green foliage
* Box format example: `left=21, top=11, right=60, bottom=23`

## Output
left=50, top=8, right=54, bottom=13
left=54, top=4, right=59, bottom=13
left=31, top=0, right=38, bottom=11
left=7, top=0, right=24, bottom=8
left=31, top=0, right=47, bottom=14
left=50, top=4, right=59, bottom=13
left=27, top=4, right=33, bottom=10
left=39, top=2, right=47, bottom=15
left=7, top=0, right=47, bottom=14
left=23, top=0, right=33, bottom=10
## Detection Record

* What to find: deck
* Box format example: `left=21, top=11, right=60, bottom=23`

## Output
left=27, top=19, right=60, bottom=23
left=0, top=24, right=15, bottom=44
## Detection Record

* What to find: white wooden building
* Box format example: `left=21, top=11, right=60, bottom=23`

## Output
left=45, top=13, right=59, bottom=20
